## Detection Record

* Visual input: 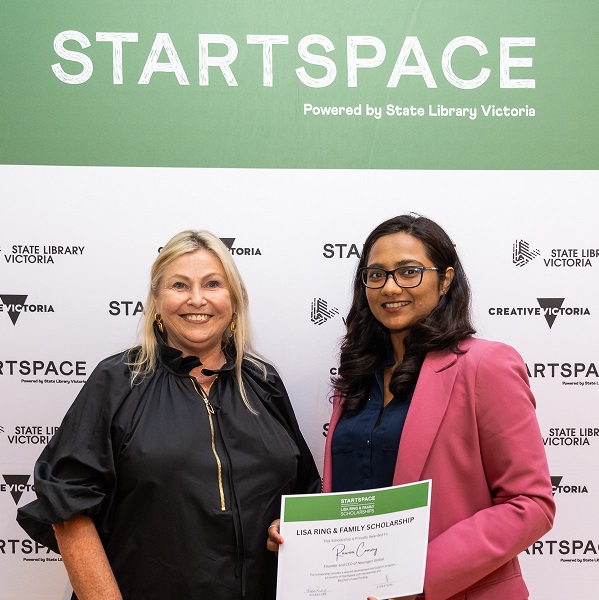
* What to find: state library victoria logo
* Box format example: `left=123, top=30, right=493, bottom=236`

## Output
left=512, top=239, right=597, bottom=268
left=0, top=243, right=86, bottom=265
left=543, top=426, right=599, bottom=448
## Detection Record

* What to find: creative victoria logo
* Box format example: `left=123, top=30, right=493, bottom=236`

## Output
left=513, top=239, right=597, bottom=268
left=1, top=475, right=34, bottom=505
left=0, top=295, right=54, bottom=325
left=1, top=244, right=85, bottom=265
left=488, top=297, right=591, bottom=329
left=311, top=298, right=340, bottom=325
left=157, top=238, right=261, bottom=256
left=551, top=476, right=588, bottom=496
left=219, top=237, right=262, bottom=256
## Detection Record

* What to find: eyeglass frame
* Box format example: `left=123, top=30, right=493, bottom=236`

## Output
left=359, top=265, right=441, bottom=289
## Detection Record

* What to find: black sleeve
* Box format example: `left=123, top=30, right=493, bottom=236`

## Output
left=16, top=353, right=131, bottom=552
left=244, top=361, right=321, bottom=495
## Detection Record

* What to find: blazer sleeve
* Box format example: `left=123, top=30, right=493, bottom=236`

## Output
left=423, top=342, right=555, bottom=600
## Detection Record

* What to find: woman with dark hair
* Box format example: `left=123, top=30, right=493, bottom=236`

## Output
left=332, top=214, right=554, bottom=600
left=332, top=214, right=474, bottom=415
left=270, top=214, right=554, bottom=600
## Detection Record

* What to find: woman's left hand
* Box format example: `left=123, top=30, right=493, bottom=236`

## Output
left=266, top=519, right=283, bottom=554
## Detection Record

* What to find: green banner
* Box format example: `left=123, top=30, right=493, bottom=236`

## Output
left=283, top=482, right=430, bottom=522
left=1, top=1, right=597, bottom=168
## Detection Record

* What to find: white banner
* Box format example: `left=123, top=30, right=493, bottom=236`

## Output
left=1, top=166, right=598, bottom=598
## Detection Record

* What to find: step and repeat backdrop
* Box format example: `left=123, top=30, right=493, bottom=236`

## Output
left=1, top=1, right=598, bottom=599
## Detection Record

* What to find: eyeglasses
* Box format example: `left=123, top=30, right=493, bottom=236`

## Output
left=360, top=266, right=439, bottom=289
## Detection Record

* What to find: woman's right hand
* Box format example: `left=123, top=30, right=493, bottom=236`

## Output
left=266, top=519, right=283, bottom=554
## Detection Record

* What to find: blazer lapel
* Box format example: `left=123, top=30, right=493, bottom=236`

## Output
left=392, top=348, right=460, bottom=485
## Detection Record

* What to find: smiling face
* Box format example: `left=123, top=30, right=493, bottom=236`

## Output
left=154, top=249, right=233, bottom=358
left=365, top=232, right=454, bottom=347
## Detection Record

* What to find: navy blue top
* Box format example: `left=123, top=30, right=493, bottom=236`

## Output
left=331, top=366, right=412, bottom=493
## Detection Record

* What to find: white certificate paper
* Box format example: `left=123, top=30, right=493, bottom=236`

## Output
left=276, top=480, right=431, bottom=600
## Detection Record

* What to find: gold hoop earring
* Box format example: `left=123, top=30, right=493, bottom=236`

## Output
left=230, top=314, right=237, bottom=332
left=154, top=313, right=164, bottom=333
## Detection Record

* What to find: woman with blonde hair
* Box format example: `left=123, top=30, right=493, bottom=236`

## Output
left=19, top=230, right=320, bottom=600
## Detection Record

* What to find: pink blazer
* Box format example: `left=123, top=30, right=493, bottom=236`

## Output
left=322, top=338, right=555, bottom=600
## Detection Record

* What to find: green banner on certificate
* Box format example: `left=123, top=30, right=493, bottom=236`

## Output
left=284, top=481, right=429, bottom=522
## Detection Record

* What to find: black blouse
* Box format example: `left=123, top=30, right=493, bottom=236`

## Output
left=331, top=366, right=412, bottom=492
left=17, top=336, right=320, bottom=600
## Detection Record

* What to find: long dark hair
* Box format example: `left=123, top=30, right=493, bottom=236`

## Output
left=333, top=214, right=475, bottom=411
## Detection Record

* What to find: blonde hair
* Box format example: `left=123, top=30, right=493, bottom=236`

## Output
left=129, top=230, right=265, bottom=411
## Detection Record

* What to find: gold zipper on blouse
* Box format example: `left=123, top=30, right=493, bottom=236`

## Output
left=190, top=377, right=226, bottom=511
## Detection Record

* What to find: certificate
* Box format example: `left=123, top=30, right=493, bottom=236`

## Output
left=276, top=480, right=431, bottom=600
